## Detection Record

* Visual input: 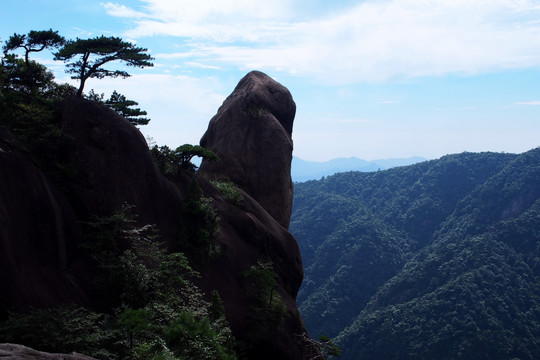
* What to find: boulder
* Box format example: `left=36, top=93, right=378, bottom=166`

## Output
left=0, top=344, right=97, bottom=360
left=199, top=71, right=296, bottom=229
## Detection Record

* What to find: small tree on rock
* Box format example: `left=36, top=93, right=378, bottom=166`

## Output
left=86, top=89, right=150, bottom=126
left=2, top=29, right=65, bottom=92
left=3, top=29, right=65, bottom=68
left=105, top=90, right=150, bottom=126
left=151, top=144, right=220, bottom=178
left=54, top=35, right=153, bottom=96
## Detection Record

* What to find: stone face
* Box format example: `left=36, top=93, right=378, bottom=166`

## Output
left=199, top=71, right=296, bottom=229
left=0, top=344, right=97, bottom=360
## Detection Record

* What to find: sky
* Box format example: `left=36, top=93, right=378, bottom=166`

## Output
left=1, top=0, right=539, bottom=161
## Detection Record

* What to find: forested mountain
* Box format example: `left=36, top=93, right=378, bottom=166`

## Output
left=290, top=149, right=540, bottom=359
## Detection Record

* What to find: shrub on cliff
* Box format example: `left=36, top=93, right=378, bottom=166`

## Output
left=151, top=144, right=219, bottom=178
left=178, top=180, right=220, bottom=261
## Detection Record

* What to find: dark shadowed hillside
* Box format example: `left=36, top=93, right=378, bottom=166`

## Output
left=0, top=67, right=319, bottom=359
left=291, top=149, right=540, bottom=360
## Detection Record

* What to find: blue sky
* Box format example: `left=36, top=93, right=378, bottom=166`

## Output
left=2, top=0, right=539, bottom=161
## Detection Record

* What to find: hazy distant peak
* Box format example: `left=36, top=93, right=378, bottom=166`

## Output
left=291, top=155, right=427, bottom=182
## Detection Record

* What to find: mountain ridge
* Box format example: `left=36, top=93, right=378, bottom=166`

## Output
left=290, top=149, right=540, bottom=360
left=292, top=155, right=427, bottom=182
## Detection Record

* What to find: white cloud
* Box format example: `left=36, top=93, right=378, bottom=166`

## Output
left=103, top=0, right=294, bottom=41
left=68, top=72, right=227, bottom=147
left=516, top=100, right=540, bottom=105
left=102, top=2, right=148, bottom=18
left=184, top=62, right=221, bottom=70
left=103, top=0, right=540, bottom=84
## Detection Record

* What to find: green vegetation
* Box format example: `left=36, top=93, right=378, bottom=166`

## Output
left=177, top=180, right=220, bottom=261
left=151, top=144, right=220, bottom=178
left=3, top=29, right=65, bottom=67
left=0, top=29, right=153, bottom=184
left=1, top=32, right=76, bottom=183
left=54, top=35, right=153, bottom=96
left=2, top=29, right=65, bottom=94
left=242, top=261, right=288, bottom=335
left=210, top=179, right=244, bottom=206
left=87, top=89, right=150, bottom=126
left=1, top=204, right=236, bottom=360
left=291, top=150, right=540, bottom=359
left=0, top=30, right=237, bottom=359
left=0, top=305, right=116, bottom=359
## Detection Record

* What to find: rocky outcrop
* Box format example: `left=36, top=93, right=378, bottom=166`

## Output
left=196, top=177, right=305, bottom=359
left=0, top=344, right=97, bottom=360
left=0, top=97, right=188, bottom=313
left=0, top=73, right=315, bottom=359
left=199, top=71, right=296, bottom=229
left=60, top=96, right=187, bottom=234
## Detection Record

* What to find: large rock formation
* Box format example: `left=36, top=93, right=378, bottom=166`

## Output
left=199, top=71, right=295, bottom=229
left=1, top=73, right=316, bottom=359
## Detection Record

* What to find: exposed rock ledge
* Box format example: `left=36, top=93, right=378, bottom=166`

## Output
left=0, top=344, right=97, bottom=360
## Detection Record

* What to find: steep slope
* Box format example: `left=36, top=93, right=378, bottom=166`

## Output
left=0, top=126, right=86, bottom=312
left=1, top=72, right=315, bottom=359
left=292, top=152, right=515, bottom=338
left=291, top=149, right=540, bottom=359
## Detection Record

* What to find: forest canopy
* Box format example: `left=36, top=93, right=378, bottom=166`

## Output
left=291, top=150, right=540, bottom=360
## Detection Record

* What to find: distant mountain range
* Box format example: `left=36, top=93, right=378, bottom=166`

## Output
left=290, top=149, right=540, bottom=360
left=292, top=156, right=427, bottom=182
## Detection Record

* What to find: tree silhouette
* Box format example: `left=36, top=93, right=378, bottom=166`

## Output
left=2, top=29, right=65, bottom=92
left=3, top=29, right=65, bottom=68
left=105, top=90, right=150, bottom=126
left=54, top=36, right=153, bottom=96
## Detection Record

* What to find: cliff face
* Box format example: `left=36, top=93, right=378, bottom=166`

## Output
left=0, top=72, right=314, bottom=359
left=0, top=127, right=85, bottom=311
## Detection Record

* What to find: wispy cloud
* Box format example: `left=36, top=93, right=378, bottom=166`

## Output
left=101, top=3, right=149, bottom=18
left=103, top=0, right=540, bottom=84
left=71, top=72, right=228, bottom=146
left=436, top=106, right=476, bottom=111
left=515, top=100, right=540, bottom=106
left=184, top=62, right=221, bottom=70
